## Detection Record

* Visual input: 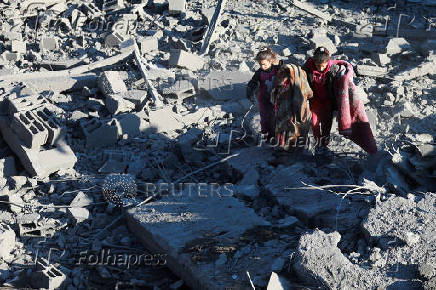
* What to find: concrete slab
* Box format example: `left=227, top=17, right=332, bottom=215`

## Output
left=265, top=163, right=365, bottom=231
left=127, top=188, right=297, bottom=289
left=357, top=65, right=388, bottom=78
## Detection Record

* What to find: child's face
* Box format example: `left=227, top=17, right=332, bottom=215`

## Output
left=259, top=59, right=273, bottom=70
left=315, top=60, right=329, bottom=72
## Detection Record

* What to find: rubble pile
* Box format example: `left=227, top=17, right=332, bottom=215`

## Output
left=0, top=0, right=434, bottom=289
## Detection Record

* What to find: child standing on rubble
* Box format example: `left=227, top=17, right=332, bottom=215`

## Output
left=303, top=46, right=377, bottom=154
left=246, top=47, right=283, bottom=141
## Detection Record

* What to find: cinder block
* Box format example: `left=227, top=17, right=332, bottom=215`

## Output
left=168, top=49, right=204, bottom=71
left=11, top=111, right=48, bottom=150
left=82, top=118, right=119, bottom=149
left=98, top=71, right=128, bottom=96
left=8, top=94, right=49, bottom=115
left=0, top=117, right=77, bottom=178
left=30, top=258, right=67, bottom=290
left=168, top=0, right=186, bottom=15
left=11, top=40, right=26, bottom=54
left=34, top=107, right=64, bottom=146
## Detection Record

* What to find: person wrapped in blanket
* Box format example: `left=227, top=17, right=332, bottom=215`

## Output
left=303, top=46, right=377, bottom=154
left=270, top=64, right=313, bottom=151
left=246, top=47, right=283, bottom=141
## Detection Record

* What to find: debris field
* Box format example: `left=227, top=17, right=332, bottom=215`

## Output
left=0, top=0, right=435, bottom=289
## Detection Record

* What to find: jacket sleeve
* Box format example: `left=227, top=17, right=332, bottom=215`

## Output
left=246, top=70, right=261, bottom=99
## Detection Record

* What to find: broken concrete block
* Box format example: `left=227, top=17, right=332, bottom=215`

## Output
left=168, top=0, right=186, bottom=15
left=70, top=191, right=93, bottom=208
left=198, top=71, right=252, bottom=101
left=0, top=157, right=16, bottom=178
left=372, top=53, right=390, bottom=67
left=1, top=52, right=21, bottom=62
left=39, top=38, right=58, bottom=51
left=310, top=33, right=337, bottom=55
left=149, top=107, right=184, bottom=133
left=265, top=163, right=365, bottom=231
left=162, top=79, right=196, bottom=101
left=114, top=113, right=148, bottom=138
left=138, top=37, right=159, bottom=54
left=33, top=107, right=65, bottom=146
left=30, top=258, right=67, bottom=290
left=99, top=151, right=129, bottom=174
left=102, top=0, right=125, bottom=11
left=294, top=230, right=394, bottom=289
left=104, top=31, right=125, bottom=48
left=386, top=37, right=412, bottom=55
left=71, top=9, right=87, bottom=30
left=178, top=128, right=203, bottom=163
left=11, top=111, right=48, bottom=150
left=0, top=117, right=77, bottom=177
left=168, top=49, right=205, bottom=71
left=98, top=71, right=128, bottom=96
left=67, top=207, right=90, bottom=224
left=117, top=90, right=147, bottom=107
left=105, top=94, right=136, bottom=115
left=267, top=272, right=291, bottom=290
left=7, top=94, right=49, bottom=115
left=11, top=40, right=26, bottom=54
left=82, top=118, right=118, bottom=149
left=356, top=65, right=388, bottom=77
left=0, top=224, right=15, bottom=261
